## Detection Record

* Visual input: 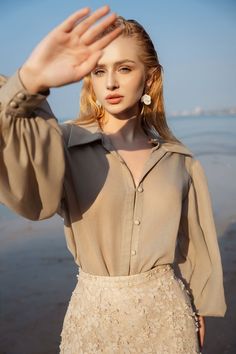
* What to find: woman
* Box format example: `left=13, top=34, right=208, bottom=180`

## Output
left=0, top=5, right=226, bottom=354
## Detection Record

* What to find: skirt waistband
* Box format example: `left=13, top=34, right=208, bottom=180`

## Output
left=77, top=264, right=173, bottom=288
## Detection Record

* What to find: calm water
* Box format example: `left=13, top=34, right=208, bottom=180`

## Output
left=168, top=115, right=236, bottom=157
left=1, top=115, right=236, bottom=231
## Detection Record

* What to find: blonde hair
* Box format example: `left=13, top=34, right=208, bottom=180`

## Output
left=71, top=17, right=180, bottom=143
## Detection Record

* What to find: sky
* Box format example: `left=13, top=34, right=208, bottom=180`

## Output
left=1, top=0, right=236, bottom=120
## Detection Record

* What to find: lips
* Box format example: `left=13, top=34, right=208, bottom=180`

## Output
left=105, top=94, right=123, bottom=99
left=105, top=94, right=124, bottom=104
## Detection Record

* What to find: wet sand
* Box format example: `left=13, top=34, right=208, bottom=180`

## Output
left=0, top=215, right=77, bottom=354
left=204, top=221, right=236, bottom=354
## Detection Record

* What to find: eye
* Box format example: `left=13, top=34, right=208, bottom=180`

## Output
left=119, top=67, right=131, bottom=73
left=93, top=69, right=105, bottom=76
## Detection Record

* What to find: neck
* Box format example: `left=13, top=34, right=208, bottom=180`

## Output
left=102, top=112, right=145, bottom=143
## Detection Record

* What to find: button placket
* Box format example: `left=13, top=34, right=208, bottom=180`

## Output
left=116, top=159, right=137, bottom=274
left=129, top=183, right=144, bottom=272
left=100, top=133, right=145, bottom=273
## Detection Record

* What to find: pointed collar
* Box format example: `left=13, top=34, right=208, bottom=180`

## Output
left=63, top=121, right=103, bottom=147
left=161, top=141, right=193, bottom=156
left=61, top=121, right=193, bottom=157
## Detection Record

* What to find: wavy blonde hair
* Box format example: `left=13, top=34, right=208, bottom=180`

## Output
left=71, top=17, right=180, bottom=143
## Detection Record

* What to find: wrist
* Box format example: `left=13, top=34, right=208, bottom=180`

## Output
left=19, top=65, right=49, bottom=94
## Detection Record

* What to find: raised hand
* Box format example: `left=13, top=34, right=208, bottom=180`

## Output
left=19, top=5, right=122, bottom=93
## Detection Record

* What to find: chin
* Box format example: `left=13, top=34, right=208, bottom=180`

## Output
left=104, top=103, right=139, bottom=119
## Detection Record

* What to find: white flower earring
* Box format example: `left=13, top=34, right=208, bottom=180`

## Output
left=96, top=99, right=102, bottom=108
left=141, top=94, right=151, bottom=106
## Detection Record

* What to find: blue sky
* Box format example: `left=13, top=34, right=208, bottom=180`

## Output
left=1, top=0, right=235, bottom=119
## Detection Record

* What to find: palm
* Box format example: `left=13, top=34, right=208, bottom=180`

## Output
left=29, top=32, right=93, bottom=86
left=21, top=6, right=122, bottom=91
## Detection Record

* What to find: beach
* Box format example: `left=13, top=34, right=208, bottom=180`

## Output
left=0, top=213, right=77, bottom=354
left=0, top=115, right=236, bottom=354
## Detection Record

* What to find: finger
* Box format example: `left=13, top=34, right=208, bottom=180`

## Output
left=59, top=8, right=91, bottom=32
left=80, top=12, right=118, bottom=45
left=75, top=51, right=103, bottom=79
left=89, top=26, right=123, bottom=51
left=198, top=332, right=203, bottom=350
left=73, top=5, right=111, bottom=36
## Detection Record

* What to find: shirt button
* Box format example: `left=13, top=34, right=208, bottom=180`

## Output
left=17, top=92, right=27, bottom=100
left=131, top=250, right=136, bottom=256
left=9, top=101, right=19, bottom=108
left=134, top=219, right=140, bottom=225
left=137, top=186, right=143, bottom=193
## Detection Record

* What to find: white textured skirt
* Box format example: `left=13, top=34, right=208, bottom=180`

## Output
left=59, top=264, right=200, bottom=353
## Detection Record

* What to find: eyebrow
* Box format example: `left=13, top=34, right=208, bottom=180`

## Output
left=95, top=59, right=136, bottom=68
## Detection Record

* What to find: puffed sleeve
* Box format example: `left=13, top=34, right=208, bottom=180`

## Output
left=175, top=158, right=227, bottom=317
left=0, top=71, right=65, bottom=220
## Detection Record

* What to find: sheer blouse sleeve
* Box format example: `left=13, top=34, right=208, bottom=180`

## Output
left=175, top=158, right=227, bottom=317
left=0, top=71, right=65, bottom=220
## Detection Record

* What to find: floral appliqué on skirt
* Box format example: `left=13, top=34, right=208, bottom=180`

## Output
left=59, top=264, right=200, bottom=353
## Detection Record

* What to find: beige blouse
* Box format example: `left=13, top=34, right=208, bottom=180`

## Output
left=0, top=71, right=226, bottom=317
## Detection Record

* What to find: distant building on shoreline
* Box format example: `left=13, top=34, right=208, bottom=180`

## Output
left=169, top=106, right=236, bottom=118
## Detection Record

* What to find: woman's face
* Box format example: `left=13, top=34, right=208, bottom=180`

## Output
left=91, top=35, right=146, bottom=119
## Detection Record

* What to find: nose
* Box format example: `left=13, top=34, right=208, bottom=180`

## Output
left=106, top=71, right=119, bottom=90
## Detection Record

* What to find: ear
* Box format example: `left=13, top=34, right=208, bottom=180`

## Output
left=145, top=68, right=156, bottom=90
left=146, top=78, right=152, bottom=90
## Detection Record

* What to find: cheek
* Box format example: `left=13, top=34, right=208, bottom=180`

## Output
left=125, top=75, right=145, bottom=100
left=91, top=79, right=103, bottom=100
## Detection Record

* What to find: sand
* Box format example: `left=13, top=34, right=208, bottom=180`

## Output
left=0, top=214, right=77, bottom=354
left=204, top=221, right=236, bottom=354
left=0, top=211, right=235, bottom=354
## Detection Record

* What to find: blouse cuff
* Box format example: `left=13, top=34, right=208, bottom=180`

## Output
left=0, top=70, right=50, bottom=118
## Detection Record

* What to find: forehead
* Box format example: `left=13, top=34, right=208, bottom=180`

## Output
left=97, top=35, right=142, bottom=65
